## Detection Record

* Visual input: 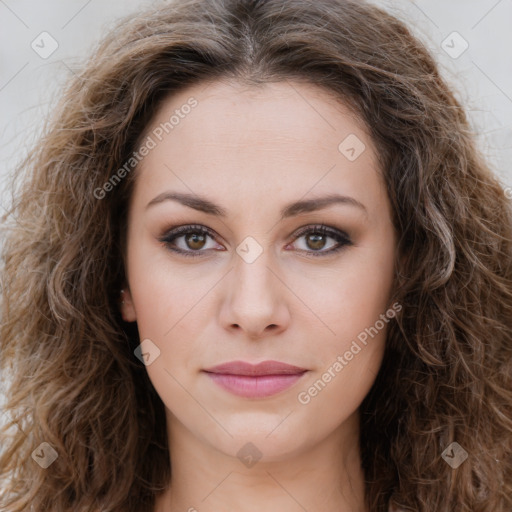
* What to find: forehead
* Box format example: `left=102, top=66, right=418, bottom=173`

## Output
left=142, top=78, right=373, bottom=156
left=132, top=79, right=387, bottom=217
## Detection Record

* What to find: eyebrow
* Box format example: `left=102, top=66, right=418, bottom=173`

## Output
left=145, top=191, right=367, bottom=219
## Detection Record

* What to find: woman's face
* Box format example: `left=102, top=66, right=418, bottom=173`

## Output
left=121, top=79, right=397, bottom=462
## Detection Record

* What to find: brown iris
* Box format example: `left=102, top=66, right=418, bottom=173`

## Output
left=185, top=232, right=207, bottom=250
left=305, top=233, right=327, bottom=251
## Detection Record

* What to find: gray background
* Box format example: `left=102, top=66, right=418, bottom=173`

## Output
left=0, top=0, right=511, bottom=206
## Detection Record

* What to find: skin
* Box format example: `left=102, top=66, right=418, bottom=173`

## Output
left=120, top=78, right=398, bottom=512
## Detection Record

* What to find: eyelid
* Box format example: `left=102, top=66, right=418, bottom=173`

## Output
left=158, top=223, right=353, bottom=258
left=291, top=224, right=350, bottom=241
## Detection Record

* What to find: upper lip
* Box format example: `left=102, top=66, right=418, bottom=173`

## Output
left=203, top=360, right=308, bottom=376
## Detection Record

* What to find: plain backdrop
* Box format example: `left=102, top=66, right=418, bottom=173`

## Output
left=0, top=0, right=511, bottom=208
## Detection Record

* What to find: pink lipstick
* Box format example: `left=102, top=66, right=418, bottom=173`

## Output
left=202, top=360, right=308, bottom=398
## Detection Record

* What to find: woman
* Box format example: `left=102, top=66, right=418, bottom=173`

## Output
left=1, top=0, right=511, bottom=511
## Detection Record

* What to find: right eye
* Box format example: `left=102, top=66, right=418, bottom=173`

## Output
left=158, top=224, right=223, bottom=258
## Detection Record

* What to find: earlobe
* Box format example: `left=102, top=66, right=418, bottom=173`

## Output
left=120, top=288, right=137, bottom=322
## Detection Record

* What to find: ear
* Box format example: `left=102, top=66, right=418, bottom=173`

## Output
left=120, top=287, right=137, bottom=322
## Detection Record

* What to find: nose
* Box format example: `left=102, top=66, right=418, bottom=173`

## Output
left=219, top=248, right=291, bottom=340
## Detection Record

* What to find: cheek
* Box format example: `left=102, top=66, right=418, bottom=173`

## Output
left=295, top=336, right=385, bottom=442
left=124, top=241, right=200, bottom=401
left=128, top=258, right=202, bottom=416
left=126, top=228, right=202, bottom=336
left=291, top=241, right=395, bottom=416
left=294, top=243, right=395, bottom=352
left=294, top=253, right=394, bottom=428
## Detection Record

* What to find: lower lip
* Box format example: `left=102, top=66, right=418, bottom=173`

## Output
left=204, top=372, right=307, bottom=398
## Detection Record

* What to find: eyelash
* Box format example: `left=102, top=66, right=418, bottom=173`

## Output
left=158, top=224, right=353, bottom=258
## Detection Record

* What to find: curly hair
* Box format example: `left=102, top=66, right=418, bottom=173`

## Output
left=1, top=0, right=511, bottom=511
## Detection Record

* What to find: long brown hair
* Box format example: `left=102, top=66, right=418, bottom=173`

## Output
left=1, top=0, right=511, bottom=510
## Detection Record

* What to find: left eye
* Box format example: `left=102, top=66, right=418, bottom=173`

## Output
left=290, top=226, right=351, bottom=255
left=159, top=224, right=352, bottom=258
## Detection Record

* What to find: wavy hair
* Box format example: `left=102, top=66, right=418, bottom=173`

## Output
left=1, top=0, right=511, bottom=510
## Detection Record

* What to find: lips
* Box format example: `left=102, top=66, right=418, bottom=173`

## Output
left=203, top=360, right=308, bottom=376
left=202, top=360, right=308, bottom=398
